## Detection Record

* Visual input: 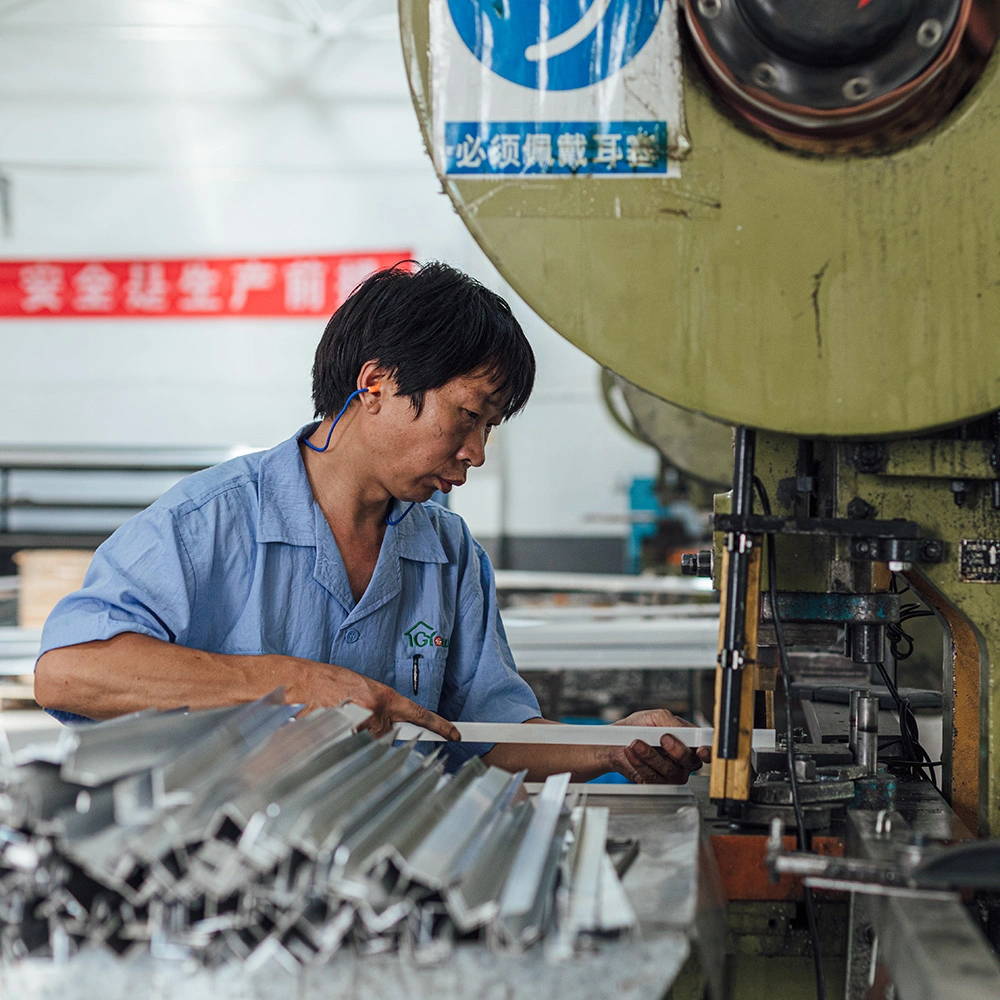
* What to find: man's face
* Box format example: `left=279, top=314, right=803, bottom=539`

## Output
left=367, top=370, right=506, bottom=503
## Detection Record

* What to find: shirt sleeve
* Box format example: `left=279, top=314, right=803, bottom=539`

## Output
left=39, top=506, right=198, bottom=658
left=438, top=537, right=540, bottom=769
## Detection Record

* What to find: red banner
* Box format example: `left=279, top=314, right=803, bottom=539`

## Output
left=0, top=252, right=412, bottom=318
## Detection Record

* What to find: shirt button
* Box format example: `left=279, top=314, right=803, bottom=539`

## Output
left=345, top=628, right=360, bottom=644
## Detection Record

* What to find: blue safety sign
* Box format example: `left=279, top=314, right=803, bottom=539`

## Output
left=447, top=0, right=666, bottom=91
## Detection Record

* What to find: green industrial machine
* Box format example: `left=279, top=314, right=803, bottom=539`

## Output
left=401, top=1, right=1000, bottom=437
left=401, top=3, right=1000, bottom=995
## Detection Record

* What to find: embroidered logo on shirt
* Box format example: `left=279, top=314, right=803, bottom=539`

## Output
left=404, top=620, right=449, bottom=649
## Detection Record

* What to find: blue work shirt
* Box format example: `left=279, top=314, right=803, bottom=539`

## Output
left=39, top=425, right=540, bottom=767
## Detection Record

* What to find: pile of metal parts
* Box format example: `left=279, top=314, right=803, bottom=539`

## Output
left=0, top=695, right=634, bottom=968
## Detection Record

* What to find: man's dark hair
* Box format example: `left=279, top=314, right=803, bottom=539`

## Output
left=312, top=261, right=535, bottom=421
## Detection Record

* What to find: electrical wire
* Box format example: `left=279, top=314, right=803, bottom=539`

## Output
left=877, top=574, right=938, bottom=787
left=872, top=659, right=938, bottom=787
left=302, top=387, right=416, bottom=527
left=752, top=475, right=827, bottom=1000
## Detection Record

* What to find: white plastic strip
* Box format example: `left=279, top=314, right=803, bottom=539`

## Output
left=493, top=570, right=713, bottom=595
left=395, top=722, right=775, bottom=749
left=523, top=782, right=694, bottom=797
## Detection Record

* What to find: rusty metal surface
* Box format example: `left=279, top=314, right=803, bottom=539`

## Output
left=901, top=570, right=983, bottom=836
left=710, top=833, right=844, bottom=902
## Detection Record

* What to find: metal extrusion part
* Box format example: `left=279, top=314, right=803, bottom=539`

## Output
left=153, top=692, right=298, bottom=810
left=439, top=769, right=527, bottom=889
left=445, top=799, right=533, bottom=933
left=549, top=805, right=609, bottom=959
left=58, top=705, right=239, bottom=787
left=399, top=766, right=518, bottom=889
left=236, top=731, right=384, bottom=870
left=335, top=756, right=445, bottom=876
left=498, top=773, right=570, bottom=919
left=566, top=806, right=609, bottom=936
left=597, top=853, right=636, bottom=933
left=290, top=744, right=418, bottom=859
left=376, top=756, right=487, bottom=873
left=494, top=773, right=572, bottom=948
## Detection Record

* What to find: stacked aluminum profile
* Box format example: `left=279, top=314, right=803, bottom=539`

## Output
left=0, top=695, right=634, bottom=969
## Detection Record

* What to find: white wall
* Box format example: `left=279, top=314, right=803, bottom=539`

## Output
left=0, top=0, right=655, bottom=548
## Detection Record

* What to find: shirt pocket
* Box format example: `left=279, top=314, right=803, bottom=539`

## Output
left=395, top=652, right=447, bottom=714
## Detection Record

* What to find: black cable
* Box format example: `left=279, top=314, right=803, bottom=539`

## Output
left=753, top=476, right=827, bottom=1000
left=877, top=742, right=943, bottom=771
left=878, top=574, right=939, bottom=787
left=873, top=658, right=937, bottom=786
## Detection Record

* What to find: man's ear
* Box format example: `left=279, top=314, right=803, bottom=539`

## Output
left=357, top=360, right=391, bottom=410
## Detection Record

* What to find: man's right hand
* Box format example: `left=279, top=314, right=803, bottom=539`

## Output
left=290, top=660, right=460, bottom=741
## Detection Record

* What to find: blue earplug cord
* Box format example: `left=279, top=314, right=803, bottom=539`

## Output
left=302, top=386, right=415, bottom=526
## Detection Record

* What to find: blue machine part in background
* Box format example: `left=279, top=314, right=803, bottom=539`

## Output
left=627, top=477, right=660, bottom=575
left=627, top=477, right=705, bottom=574
left=447, top=0, right=666, bottom=91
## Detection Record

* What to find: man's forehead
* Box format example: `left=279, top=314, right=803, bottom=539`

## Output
left=450, top=370, right=506, bottom=403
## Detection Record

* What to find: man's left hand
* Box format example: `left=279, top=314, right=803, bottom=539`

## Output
left=608, top=709, right=712, bottom=784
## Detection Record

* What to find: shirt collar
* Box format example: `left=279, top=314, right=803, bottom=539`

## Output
left=257, top=424, right=449, bottom=565
left=392, top=499, right=449, bottom=564
left=256, top=426, right=318, bottom=546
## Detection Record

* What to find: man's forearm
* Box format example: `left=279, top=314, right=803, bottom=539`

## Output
left=481, top=718, right=613, bottom=783
left=34, top=633, right=311, bottom=720
left=482, top=742, right=613, bottom=783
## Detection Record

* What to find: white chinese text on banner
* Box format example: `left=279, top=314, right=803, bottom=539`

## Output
left=0, top=252, right=411, bottom=318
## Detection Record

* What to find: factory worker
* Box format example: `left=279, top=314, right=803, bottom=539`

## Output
left=34, top=262, right=709, bottom=784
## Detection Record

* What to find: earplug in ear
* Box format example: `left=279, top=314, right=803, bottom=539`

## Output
left=303, top=383, right=381, bottom=455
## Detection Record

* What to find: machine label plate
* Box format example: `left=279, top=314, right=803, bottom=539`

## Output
left=960, top=539, right=1000, bottom=582
left=429, top=0, right=686, bottom=179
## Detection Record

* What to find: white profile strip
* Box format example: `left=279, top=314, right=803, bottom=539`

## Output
left=395, top=722, right=775, bottom=749
left=524, top=0, right=611, bottom=61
